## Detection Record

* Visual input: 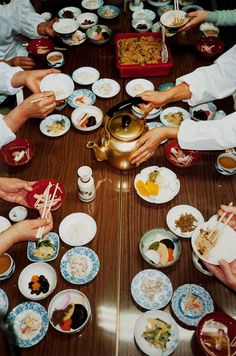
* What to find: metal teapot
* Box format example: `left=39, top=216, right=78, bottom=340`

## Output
left=86, top=98, right=148, bottom=170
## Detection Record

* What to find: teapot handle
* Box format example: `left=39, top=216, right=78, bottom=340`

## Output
left=107, top=97, right=147, bottom=118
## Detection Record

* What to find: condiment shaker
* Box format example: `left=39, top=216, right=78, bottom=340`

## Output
left=77, top=166, right=96, bottom=202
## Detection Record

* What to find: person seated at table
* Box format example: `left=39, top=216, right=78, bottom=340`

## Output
left=180, top=9, right=236, bottom=32
left=0, top=0, right=58, bottom=69
left=0, top=63, right=60, bottom=95
left=205, top=204, right=236, bottom=293
left=0, top=177, right=53, bottom=255
left=130, top=44, right=236, bottom=165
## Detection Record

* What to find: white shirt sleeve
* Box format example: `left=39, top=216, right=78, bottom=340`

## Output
left=178, top=113, right=236, bottom=150
left=176, top=45, right=236, bottom=106
left=19, top=0, right=45, bottom=38
left=0, top=115, right=16, bottom=148
left=0, top=62, right=23, bottom=95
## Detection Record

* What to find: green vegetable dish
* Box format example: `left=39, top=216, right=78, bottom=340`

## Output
left=142, top=317, right=171, bottom=351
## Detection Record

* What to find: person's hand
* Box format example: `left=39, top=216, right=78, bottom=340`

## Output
left=6, top=56, right=36, bottom=70
left=0, top=178, right=35, bottom=207
left=204, top=259, right=236, bottom=292
left=179, top=10, right=208, bottom=32
left=139, top=91, right=169, bottom=111
left=11, top=68, right=60, bottom=93
left=217, top=205, right=236, bottom=231
left=37, top=18, right=59, bottom=37
left=130, top=127, right=179, bottom=166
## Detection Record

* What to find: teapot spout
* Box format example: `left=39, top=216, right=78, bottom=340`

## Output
left=86, top=141, right=107, bottom=162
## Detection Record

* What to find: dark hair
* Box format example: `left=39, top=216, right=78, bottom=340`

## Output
left=0, top=0, right=11, bottom=4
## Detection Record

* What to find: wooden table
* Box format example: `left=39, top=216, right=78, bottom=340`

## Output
left=1, top=2, right=235, bottom=355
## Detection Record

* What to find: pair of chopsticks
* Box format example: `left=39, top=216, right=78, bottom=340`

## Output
left=207, top=202, right=234, bottom=244
left=174, top=0, right=180, bottom=24
left=30, top=90, right=66, bottom=103
left=36, top=181, right=59, bottom=239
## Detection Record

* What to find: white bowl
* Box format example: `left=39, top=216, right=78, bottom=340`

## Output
left=160, top=10, right=188, bottom=28
left=48, top=289, right=91, bottom=333
left=53, top=18, right=79, bottom=35
left=40, top=73, right=74, bottom=100
left=58, top=7, right=81, bottom=20
left=132, top=18, right=153, bottom=32
left=132, top=9, right=156, bottom=21
left=77, top=12, right=98, bottom=29
left=81, top=0, right=104, bottom=10
left=200, top=22, right=219, bottom=37
left=71, top=105, right=103, bottom=132
left=18, top=262, right=57, bottom=301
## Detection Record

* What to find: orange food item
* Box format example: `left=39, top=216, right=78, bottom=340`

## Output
left=167, top=248, right=174, bottom=262
left=136, top=179, right=159, bottom=197
left=146, top=180, right=159, bottom=196
left=60, top=318, right=72, bottom=331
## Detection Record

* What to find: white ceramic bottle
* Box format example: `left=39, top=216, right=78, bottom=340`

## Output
left=77, top=166, right=96, bottom=202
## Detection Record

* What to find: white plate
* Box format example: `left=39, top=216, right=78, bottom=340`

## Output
left=92, top=79, right=120, bottom=98
left=0, top=216, right=11, bottom=233
left=6, top=302, right=49, bottom=348
left=72, top=67, right=100, bottom=85
left=191, top=215, right=236, bottom=265
left=53, top=19, right=79, bottom=35
left=134, top=166, right=180, bottom=204
left=125, top=79, right=154, bottom=97
left=160, top=10, right=188, bottom=28
left=0, top=288, right=9, bottom=317
left=132, top=9, right=156, bottom=21
left=134, top=309, right=179, bottom=356
left=67, top=89, right=96, bottom=108
left=39, top=114, right=71, bottom=137
left=160, top=106, right=191, bottom=127
left=18, top=262, right=57, bottom=301
left=58, top=7, right=81, bottom=19
left=9, top=206, right=28, bottom=222
left=131, top=269, right=173, bottom=309
left=60, top=246, right=100, bottom=284
left=40, top=73, right=74, bottom=100
left=61, top=30, right=86, bottom=46
left=81, top=0, right=104, bottom=10
left=166, top=205, right=204, bottom=238
left=71, top=105, right=103, bottom=131
left=59, top=212, right=97, bottom=246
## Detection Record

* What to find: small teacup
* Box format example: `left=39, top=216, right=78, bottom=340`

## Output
left=0, top=253, right=15, bottom=280
left=47, top=51, right=64, bottom=68
left=216, top=153, right=236, bottom=175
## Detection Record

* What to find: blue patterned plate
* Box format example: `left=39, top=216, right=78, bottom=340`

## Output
left=134, top=310, right=179, bottom=356
left=67, top=89, right=96, bottom=108
left=27, top=232, right=60, bottom=262
left=60, top=246, right=100, bottom=285
left=6, top=302, right=49, bottom=348
left=171, top=284, right=214, bottom=327
left=97, top=5, right=120, bottom=19
left=131, top=269, right=173, bottom=309
left=0, top=288, right=9, bottom=317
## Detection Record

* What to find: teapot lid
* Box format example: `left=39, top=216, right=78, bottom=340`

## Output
left=107, top=113, right=145, bottom=141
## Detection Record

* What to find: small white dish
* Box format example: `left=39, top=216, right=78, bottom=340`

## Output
left=131, top=269, right=173, bottom=309
left=61, top=30, right=86, bottom=46
left=134, top=309, right=179, bottom=356
left=97, top=5, right=120, bottom=19
left=40, top=73, right=74, bottom=100
left=58, top=7, right=81, bottom=20
left=0, top=288, right=9, bottom=317
left=59, top=212, right=97, bottom=246
left=39, top=114, right=71, bottom=137
left=71, top=105, right=103, bottom=131
left=191, top=215, right=236, bottom=265
left=160, top=106, right=191, bottom=127
left=81, top=0, right=104, bottom=10
left=77, top=12, right=98, bottom=29
left=160, top=10, right=188, bottom=28
left=18, top=262, right=57, bottom=301
left=48, top=289, right=91, bottom=333
left=166, top=205, right=204, bottom=238
left=0, top=216, right=11, bottom=233
left=53, top=18, right=79, bottom=36
left=189, top=102, right=217, bottom=121
left=132, top=9, right=156, bottom=21
left=132, top=18, right=153, bottom=33
left=134, top=166, right=180, bottom=204
left=92, top=78, right=120, bottom=98
left=46, top=51, right=64, bottom=68
left=72, top=67, right=100, bottom=85
left=129, top=1, right=144, bottom=12
left=60, top=246, right=100, bottom=284
left=147, top=0, right=171, bottom=6
left=126, top=79, right=154, bottom=97
left=200, top=22, right=219, bottom=37
left=9, top=206, right=28, bottom=222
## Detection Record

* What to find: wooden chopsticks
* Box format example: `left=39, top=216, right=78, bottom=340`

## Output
left=174, top=0, right=180, bottom=25
left=208, top=202, right=233, bottom=244
left=30, top=90, right=66, bottom=103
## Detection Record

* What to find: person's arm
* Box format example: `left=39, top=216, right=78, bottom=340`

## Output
left=207, top=9, right=236, bottom=26
left=179, top=10, right=208, bottom=32
left=0, top=216, right=53, bottom=256
left=0, top=178, right=35, bottom=207
left=19, top=0, right=48, bottom=39
left=0, top=62, right=23, bottom=95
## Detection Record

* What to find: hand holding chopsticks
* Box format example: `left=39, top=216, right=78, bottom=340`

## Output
left=208, top=202, right=234, bottom=243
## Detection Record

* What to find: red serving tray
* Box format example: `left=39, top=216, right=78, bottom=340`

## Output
left=115, top=32, right=174, bottom=78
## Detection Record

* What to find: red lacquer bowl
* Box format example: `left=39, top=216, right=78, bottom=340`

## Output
left=196, top=36, right=225, bottom=59
left=165, top=140, right=201, bottom=168
left=27, top=38, right=54, bottom=57
left=26, top=178, right=65, bottom=211
left=0, top=138, right=35, bottom=166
